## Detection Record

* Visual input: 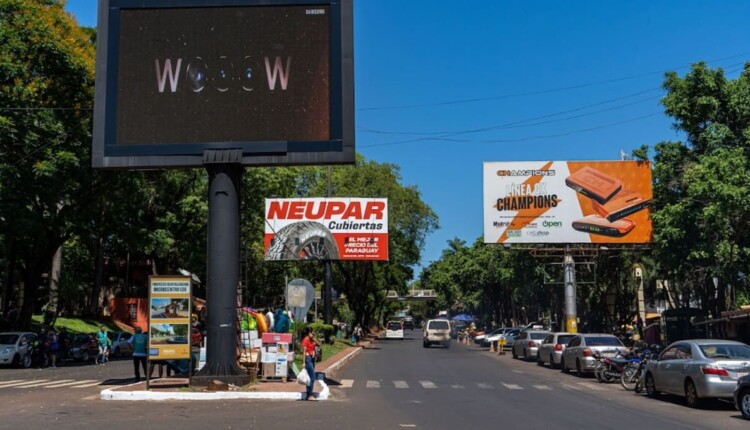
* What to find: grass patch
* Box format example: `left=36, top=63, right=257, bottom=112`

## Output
left=31, top=315, right=122, bottom=335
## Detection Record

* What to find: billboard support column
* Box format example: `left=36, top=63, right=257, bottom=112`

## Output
left=193, top=156, right=250, bottom=387
left=564, top=245, right=578, bottom=334
left=324, top=166, right=333, bottom=325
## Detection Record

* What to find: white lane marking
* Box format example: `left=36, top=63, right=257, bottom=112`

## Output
left=366, top=380, right=380, bottom=388
left=533, top=385, right=552, bottom=390
left=399, top=425, right=417, bottom=428
left=16, top=379, right=74, bottom=388
left=72, top=381, right=104, bottom=388
left=45, top=379, right=98, bottom=388
left=578, top=382, right=605, bottom=391
left=394, top=381, right=409, bottom=389
left=0, top=380, right=23, bottom=387
left=340, top=379, right=353, bottom=388
left=0, top=380, right=49, bottom=388
left=477, top=383, right=494, bottom=389
left=419, top=381, right=437, bottom=389
left=512, top=370, right=523, bottom=374
left=450, top=384, right=465, bottom=389
left=501, top=383, right=523, bottom=390
left=561, top=383, right=582, bottom=391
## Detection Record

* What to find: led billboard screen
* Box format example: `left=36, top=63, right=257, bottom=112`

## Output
left=92, top=0, right=354, bottom=169
left=264, top=198, right=389, bottom=261
left=483, top=161, right=653, bottom=244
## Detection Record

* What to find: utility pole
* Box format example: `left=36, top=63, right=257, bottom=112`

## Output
left=564, top=245, right=578, bottom=333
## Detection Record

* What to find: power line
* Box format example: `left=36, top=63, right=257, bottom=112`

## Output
left=357, top=56, right=750, bottom=111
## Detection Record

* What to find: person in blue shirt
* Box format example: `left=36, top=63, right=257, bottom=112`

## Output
left=96, top=326, right=109, bottom=364
left=128, top=327, right=148, bottom=382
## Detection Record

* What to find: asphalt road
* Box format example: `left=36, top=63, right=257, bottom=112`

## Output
left=0, top=333, right=748, bottom=430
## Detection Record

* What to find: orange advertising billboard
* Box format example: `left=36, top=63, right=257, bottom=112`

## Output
left=483, top=161, right=652, bottom=244
left=264, top=198, right=389, bottom=261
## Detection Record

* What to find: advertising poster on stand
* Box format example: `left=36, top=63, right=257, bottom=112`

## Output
left=148, top=276, right=192, bottom=360
left=264, top=198, right=388, bottom=261
left=483, top=161, right=653, bottom=244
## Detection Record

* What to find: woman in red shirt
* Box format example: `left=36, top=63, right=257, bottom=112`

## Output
left=301, top=328, right=320, bottom=400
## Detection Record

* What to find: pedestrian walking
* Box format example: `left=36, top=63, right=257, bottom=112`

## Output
left=301, top=328, right=320, bottom=401
left=128, top=327, right=148, bottom=382
left=96, top=326, right=109, bottom=364
left=47, top=329, right=59, bottom=368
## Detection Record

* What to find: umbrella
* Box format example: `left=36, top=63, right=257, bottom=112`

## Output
left=451, top=314, right=474, bottom=322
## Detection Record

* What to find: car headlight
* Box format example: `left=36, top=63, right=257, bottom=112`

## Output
left=1, top=347, right=12, bottom=355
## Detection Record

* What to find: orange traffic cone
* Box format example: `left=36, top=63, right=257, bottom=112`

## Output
left=489, top=341, right=495, bottom=353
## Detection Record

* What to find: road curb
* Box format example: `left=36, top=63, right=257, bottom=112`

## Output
left=98, top=344, right=370, bottom=402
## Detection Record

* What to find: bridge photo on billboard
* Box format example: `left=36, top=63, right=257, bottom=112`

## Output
left=92, top=0, right=354, bottom=169
left=483, top=160, right=653, bottom=244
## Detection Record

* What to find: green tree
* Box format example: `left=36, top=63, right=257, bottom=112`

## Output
left=0, top=0, right=97, bottom=328
left=652, top=62, right=750, bottom=317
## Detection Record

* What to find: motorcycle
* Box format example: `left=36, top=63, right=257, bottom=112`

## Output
left=597, top=350, right=636, bottom=383
left=620, top=348, right=651, bottom=391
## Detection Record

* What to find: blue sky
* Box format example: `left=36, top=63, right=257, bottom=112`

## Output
left=64, top=1, right=750, bottom=274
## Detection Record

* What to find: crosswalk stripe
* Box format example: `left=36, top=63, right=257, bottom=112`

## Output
left=533, top=385, right=552, bottom=390
left=72, top=381, right=104, bottom=388
left=476, top=383, right=494, bottom=389
left=419, top=381, right=437, bottom=389
left=16, top=379, right=75, bottom=388
left=394, top=381, right=409, bottom=389
left=340, top=379, right=354, bottom=388
left=366, top=380, right=380, bottom=388
left=45, top=380, right=98, bottom=389
left=450, top=384, right=465, bottom=389
left=0, top=380, right=23, bottom=387
left=0, top=380, right=49, bottom=388
left=501, top=383, right=523, bottom=390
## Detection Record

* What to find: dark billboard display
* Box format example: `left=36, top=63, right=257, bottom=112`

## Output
left=92, top=0, right=354, bottom=169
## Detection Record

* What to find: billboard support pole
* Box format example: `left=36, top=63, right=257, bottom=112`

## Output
left=193, top=153, right=250, bottom=387
left=324, top=166, right=333, bottom=325
left=564, top=245, right=578, bottom=334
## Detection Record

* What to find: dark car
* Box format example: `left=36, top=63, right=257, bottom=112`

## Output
left=67, top=333, right=99, bottom=362
left=403, top=316, right=415, bottom=330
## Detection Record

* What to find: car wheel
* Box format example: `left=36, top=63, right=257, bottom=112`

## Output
left=536, top=353, right=544, bottom=366
left=11, top=353, right=21, bottom=367
left=561, top=357, right=569, bottom=374
left=82, top=351, right=90, bottom=362
left=21, top=353, right=32, bottom=369
left=113, top=347, right=121, bottom=358
left=576, top=359, right=584, bottom=377
left=524, top=349, right=529, bottom=361
left=423, top=341, right=429, bottom=348
left=645, top=373, right=659, bottom=398
left=684, top=379, right=702, bottom=408
left=550, top=354, right=558, bottom=369
left=512, top=348, right=518, bottom=359
left=739, top=389, right=750, bottom=419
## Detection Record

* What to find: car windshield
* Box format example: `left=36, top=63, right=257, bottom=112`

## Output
left=0, top=334, right=19, bottom=345
left=530, top=333, right=548, bottom=340
left=700, top=344, right=750, bottom=359
left=586, top=336, right=623, bottom=347
left=557, top=335, right=575, bottom=345
left=430, top=321, right=449, bottom=330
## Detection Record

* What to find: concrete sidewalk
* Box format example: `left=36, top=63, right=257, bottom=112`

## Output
left=101, top=338, right=371, bottom=401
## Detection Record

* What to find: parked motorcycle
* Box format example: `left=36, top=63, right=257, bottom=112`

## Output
left=620, top=349, right=651, bottom=391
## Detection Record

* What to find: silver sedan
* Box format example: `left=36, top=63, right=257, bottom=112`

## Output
left=560, top=333, right=626, bottom=375
left=536, top=332, right=576, bottom=368
left=644, top=339, right=750, bottom=408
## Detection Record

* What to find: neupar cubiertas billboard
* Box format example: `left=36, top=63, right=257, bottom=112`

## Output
left=148, top=276, right=192, bottom=360
left=483, top=161, right=652, bottom=244
left=264, top=198, right=388, bottom=261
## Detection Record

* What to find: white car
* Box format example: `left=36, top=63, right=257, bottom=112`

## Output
left=512, top=330, right=551, bottom=360
left=423, top=319, right=451, bottom=348
left=385, top=321, right=404, bottom=340
left=536, top=332, right=576, bottom=368
left=560, top=333, right=626, bottom=375
left=108, top=331, right=134, bottom=357
left=0, top=332, right=37, bottom=368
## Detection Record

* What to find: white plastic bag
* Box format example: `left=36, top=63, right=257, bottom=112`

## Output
left=296, top=368, right=310, bottom=385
